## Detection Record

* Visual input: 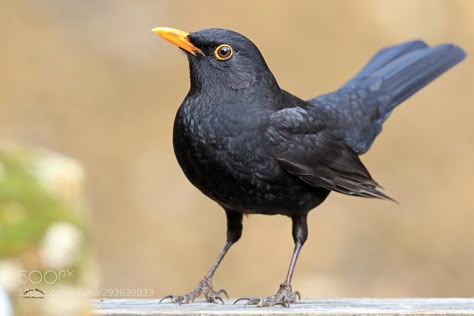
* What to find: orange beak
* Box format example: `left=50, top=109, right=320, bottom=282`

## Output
left=151, top=27, right=203, bottom=56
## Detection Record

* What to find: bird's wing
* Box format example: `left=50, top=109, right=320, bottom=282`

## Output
left=264, top=107, right=393, bottom=201
left=307, top=40, right=466, bottom=154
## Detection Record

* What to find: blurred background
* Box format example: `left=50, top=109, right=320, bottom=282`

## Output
left=0, top=0, right=473, bottom=306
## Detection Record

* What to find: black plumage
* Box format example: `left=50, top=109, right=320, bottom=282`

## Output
left=153, top=27, right=465, bottom=306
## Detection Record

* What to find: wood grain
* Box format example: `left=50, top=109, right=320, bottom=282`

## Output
left=90, top=298, right=474, bottom=315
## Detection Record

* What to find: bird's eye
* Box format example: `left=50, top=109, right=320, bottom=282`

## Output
left=214, top=44, right=233, bottom=61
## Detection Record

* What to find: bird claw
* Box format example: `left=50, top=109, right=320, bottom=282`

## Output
left=233, top=297, right=261, bottom=308
left=209, top=295, right=225, bottom=304
left=216, top=288, right=229, bottom=299
left=233, top=296, right=255, bottom=304
left=233, top=282, right=301, bottom=307
left=159, top=277, right=228, bottom=304
left=159, top=294, right=175, bottom=303
left=159, top=293, right=195, bottom=304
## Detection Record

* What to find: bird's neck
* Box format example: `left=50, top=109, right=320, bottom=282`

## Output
left=187, top=62, right=280, bottom=97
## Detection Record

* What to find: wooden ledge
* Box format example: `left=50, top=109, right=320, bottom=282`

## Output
left=90, top=298, right=474, bottom=315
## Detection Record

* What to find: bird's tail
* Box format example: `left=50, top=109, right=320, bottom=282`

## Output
left=344, top=40, right=466, bottom=115
left=310, top=40, right=466, bottom=154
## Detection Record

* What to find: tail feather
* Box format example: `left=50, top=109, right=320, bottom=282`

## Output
left=310, top=40, right=466, bottom=154
left=349, top=40, right=429, bottom=82
left=370, top=44, right=466, bottom=111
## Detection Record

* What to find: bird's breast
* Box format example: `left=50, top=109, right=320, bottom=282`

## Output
left=173, top=103, right=273, bottom=196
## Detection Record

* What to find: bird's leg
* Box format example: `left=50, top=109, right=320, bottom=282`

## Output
left=160, top=210, right=243, bottom=304
left=234, top=214, right=307, bottom=307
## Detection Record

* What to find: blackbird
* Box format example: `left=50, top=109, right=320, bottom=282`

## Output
left=152, top=27, right=465, bottom=307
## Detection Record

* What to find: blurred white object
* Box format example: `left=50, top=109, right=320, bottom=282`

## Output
left=35, top=153, right=85, bottom=202
left=40, top=222, right=82, bottom=269
left=0, top=259, right=22, bottom=293
left=0, top=288, right=12, bottom=316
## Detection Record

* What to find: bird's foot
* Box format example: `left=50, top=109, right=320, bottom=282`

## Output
left=234, top=282, right=301, bottom=307
left=159, top=276, right=228, bottom=304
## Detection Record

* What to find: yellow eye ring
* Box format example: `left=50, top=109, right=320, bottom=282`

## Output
left=214, top=44, right=233, bottom=61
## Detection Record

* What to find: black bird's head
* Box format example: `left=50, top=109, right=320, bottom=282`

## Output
left=152, top=27, right=278, bottom=94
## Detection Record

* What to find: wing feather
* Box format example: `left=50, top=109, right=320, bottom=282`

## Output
left=265, top=107, right=394, bottom=201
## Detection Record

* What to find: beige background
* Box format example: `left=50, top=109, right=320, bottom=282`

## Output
left=1, top=0, right=473, bottom=298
